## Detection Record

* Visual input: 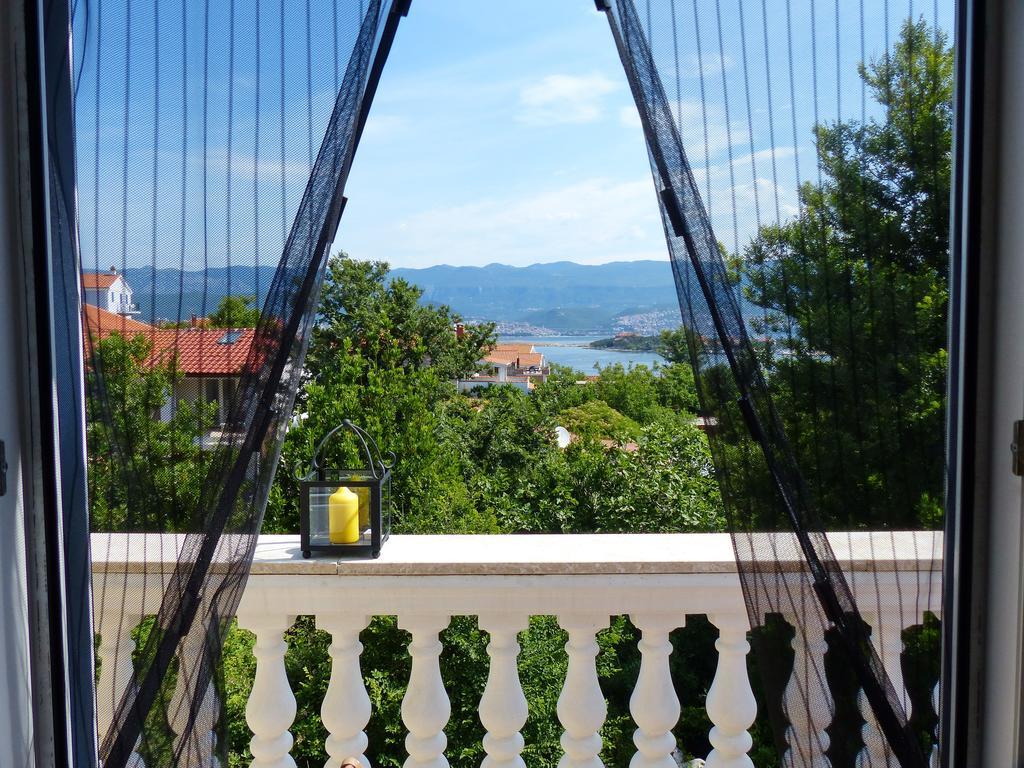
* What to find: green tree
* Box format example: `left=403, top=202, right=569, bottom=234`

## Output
left=558, top=399, right=641, bottom=441
left=86, top=332, right=214, bottom=532
left=307, top=257, right=494, bottom=385
left=591, top=363, right=664, bottom=425
left=209, top=294, right=261, bottom=328
left=741, top=18, right=950, bottom=529
left=263, top=255, right=498, bottom=537
left=219, top=255, right=731, bottom=768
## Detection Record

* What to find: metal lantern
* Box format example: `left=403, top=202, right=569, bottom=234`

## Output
left=299, top=420, right=393, bottom=559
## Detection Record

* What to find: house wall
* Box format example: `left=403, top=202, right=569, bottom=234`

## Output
left=169, top=377, right=237, bottom=425
left=169, top=378, right=201, bottom=422
left=83, top=276, right=133, bottom=315
left=110, top=278, right=133, bottom=314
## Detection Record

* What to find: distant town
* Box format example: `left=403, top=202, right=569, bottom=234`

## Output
left=489, top=308, right=680, bottom=338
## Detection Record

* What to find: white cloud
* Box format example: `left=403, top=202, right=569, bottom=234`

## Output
left=579, top=98, right=811, bottom=254
left=364, top=177, right=667, bottom=267
left=673, top=99, right=748, bottom=160
left=201, top=148, right=311, bottom=183
left=690, top=146, right=807, bottom=252
left=619, top=98, right=749, bottom=161
left=360, top=114, right=409, bottom=141
left=619, top=105, right=642, bottom=128
left=517, top=73, right=619, bottom=126
left=678, top=53, right=734, bottom=78
left=344, top=143, right=813, bottom=269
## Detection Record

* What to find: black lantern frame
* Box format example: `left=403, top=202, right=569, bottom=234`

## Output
left=298, top=419, right=393, bottom=559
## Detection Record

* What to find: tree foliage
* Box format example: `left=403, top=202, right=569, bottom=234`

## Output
left=86, top=333, right=214, bottom=532
left=740, top=19, right=950, bottom=529
left=208, top=294, right=261, bottom=328
left=559, top=399, right=641, bottom=441
left=306, top=258, right=494, bottom=385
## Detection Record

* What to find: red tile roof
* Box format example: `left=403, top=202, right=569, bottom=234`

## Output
left=146, top=328, right=256, bottom=376
left=82, top=305, right=157, bottom=339
left=82, top=307, right=255, bottom=376
left=82, top=270, right=122, bottom=289
left=484, top=343, right=545, bottom=369
left=494, top=342, right=536, bottom=353
left=486, top=351, right=545, bottom=368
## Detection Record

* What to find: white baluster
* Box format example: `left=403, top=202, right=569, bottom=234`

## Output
left=96, top=612, right=137, bottom=737
left=856, top=614, right=906, bottom=768
left=400, top=614, right=451, bottom=768
left=876, top=621, right=908, bottom=714
left=856, top=688, right=892, bottom=768
left=705, top=613, right=756, bottom=768
left=237, top=612, right=297, bottom=768
left=628, top=613, right=683, bottom=768
left=557, top=614, right=609, bottom=768
left=782, top=614, right=832, bottom=767
left=318, top=614, right=372, bottom=768
left=478, top=614, right=529, bottom=768
left=168, top=634, right=221, bottom=767
left=96, top=611, right=145, bottom=766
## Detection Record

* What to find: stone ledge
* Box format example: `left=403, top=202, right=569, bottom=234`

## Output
left=90, top=531, right=943, bottom=576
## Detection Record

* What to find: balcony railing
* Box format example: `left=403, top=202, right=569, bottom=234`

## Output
left=91, top=531, right=942, bottom=767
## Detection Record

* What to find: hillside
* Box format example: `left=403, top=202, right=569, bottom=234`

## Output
left=122, top=266, right=277, bottom=321
left=119, top=260, right=751, bottom=335
left=389, top=260, right=679, bottom=319
left=590, top=334, right=665, bottom=353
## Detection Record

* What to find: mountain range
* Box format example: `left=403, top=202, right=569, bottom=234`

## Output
left=120, top=260, right=729, bottom=334
left=390, top=261, right=683, bottom=334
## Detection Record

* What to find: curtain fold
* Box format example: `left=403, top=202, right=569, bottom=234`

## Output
left=72, top=1, right=401, bottom=764
left=600, top=1, right=946, bottom=765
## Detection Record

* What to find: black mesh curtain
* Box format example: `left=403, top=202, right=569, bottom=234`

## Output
left=67, top=0, right=949, bottom=763
left=71, top=0, right=404, bottom=765
left=599, top=0, right=947, bottom=766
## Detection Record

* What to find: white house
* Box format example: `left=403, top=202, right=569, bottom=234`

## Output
left=81, top=269, right=255, bottom=436
left=456, top=342, right=549, bottom=393
left=82, top=267, right=138, bottom=315
left=144, top=325, right=255, bottom=428
left=83, top=299, right=255, bottom=442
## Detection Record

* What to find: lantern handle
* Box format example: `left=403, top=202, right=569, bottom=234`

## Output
left=297, top=421, right=348, bottom=481
left=343, top=419, right=395, bottom=480
left=296, top=419, right=394, bottom=482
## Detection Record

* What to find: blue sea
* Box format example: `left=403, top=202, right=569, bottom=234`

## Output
left=499, top=335, right=665, bottom=374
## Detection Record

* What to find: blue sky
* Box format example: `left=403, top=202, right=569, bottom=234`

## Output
left=338, top=0, right=953, bottom=268
left=340, top=2, right=662, bottom=268
left=73, top=0, right=953, bottom=273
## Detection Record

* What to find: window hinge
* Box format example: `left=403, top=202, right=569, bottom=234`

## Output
left=0, top=440, right=6, bottom=496
left=1013, top=421, right=1024, bottom=477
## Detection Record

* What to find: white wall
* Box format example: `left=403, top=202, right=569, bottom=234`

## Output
left=981, top=0, right=1024, bottom=761
left=170, top=377, right=240, bottom=425
left=0, top=0, right=37, bottom=760
left=83, top=276, right=133, bottom=314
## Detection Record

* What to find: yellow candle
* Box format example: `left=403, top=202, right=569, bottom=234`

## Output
left=328, top=486, right=360, bottom=544
left=355, top=486, right=370, bottom=529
